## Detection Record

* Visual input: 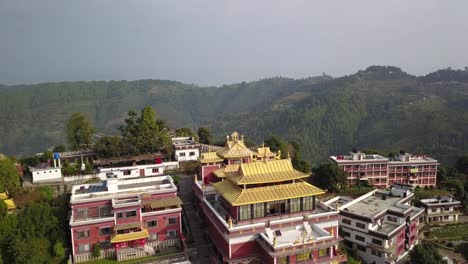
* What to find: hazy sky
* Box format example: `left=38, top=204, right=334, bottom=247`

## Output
left=1, top=1, right=468, bottom=86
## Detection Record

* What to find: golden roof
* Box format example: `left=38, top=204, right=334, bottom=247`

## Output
left=199, top=152, right=224, bottom=163
left=114, top=222, right=141, bottom=231
left=144, top=196, right=183, bottom=209
left=111, top=229, right=149, bottom=243
left=255, top=147, right=276, bottom=158
left=0, top=192, right=8, bottom=200
left=213, top=164, right=240, bottom=178
left=216, top=132, right=253, bottom=159
left=212, top=180, right=325, bottom=206
left=3, top=199, right=16, bottom=210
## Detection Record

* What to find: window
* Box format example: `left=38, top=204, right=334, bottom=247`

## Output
left=296, top=252, right=311, bottom=262
left=78, top=244, right=90, bottom=253
left=152, top=168, right=159, bottom=173
left=125, top=211, right=137, bottom=218
left=239, top=205, right=251, bottom=220
left=431, top=208, right=437, bottom=213
left=147, top=220, right=157, bottom=228
left=371, top=250, right=382, bottom=257
left=123, top=170, right=131, bottom=175
left=149, top=233, right=158, bottom=241
left=99, top=227, right=111, bottom=236
left=100, top=241, right=111, bottom=249
left=290, top=198, right=300, bottom=213
left=76, top=208, right=88, bottom=220
left=117, top=212, right=123, bottom=219
left=189, top=152, right=195, bottom=156
left=303, top=196, right=313, bottom=211
left=357, top=245, right=366, bottom=252
left=355, top=235, right=365, bottom=242
left=167, top=217, right=177, bottom=225
left=342, top=219, right=351, bottom=225
left=99, top=206, right=111, bottom=217
left=372, top=238, right=382, bottom=246
left=355, top=222, right=366, bottom=229
left=77, top=230, right=89, bottom=239
left=388, top=216, right=397, bottom=222
left=253, top=203, right=264, bottom=218
left=342, top=231, right=350, bottom=237
left=167, top=230, right=177, bottom=238
left=318, top=248, right=329, bottom=258
left=180, top=152, right=186, bottom=157
left=444, top=215, right=449, bottom=220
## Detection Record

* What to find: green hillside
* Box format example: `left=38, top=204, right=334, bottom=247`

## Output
left=1, top=66, right=467, bottom=165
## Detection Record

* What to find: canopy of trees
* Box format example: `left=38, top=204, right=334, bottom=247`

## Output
left=197, top=127, right=213, bottom=145
left=66, top=113, right=96, bottom=150
left=264, top=136, right=311, bottom=173
left=409, top=242, right=447, bottom=264
left=0, top=157, right=20, bottom=193
left=309, top=163, right=347, bottom=191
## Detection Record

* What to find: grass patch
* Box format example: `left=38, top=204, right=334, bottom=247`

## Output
left=336, top=186, right=374, bottom=196
left=82, top=252, right=182, bottom=264
left=431, top=224, right=468, bottom=240
left=414, top=188, right=451, bottom=199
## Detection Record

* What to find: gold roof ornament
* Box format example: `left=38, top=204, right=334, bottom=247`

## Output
left=273, top=236, right=277, bottom=247
left=276, top=150, right=282, bottom=160
left=216, top=132, right=253, bottom=159
left=228, top=217, right=233, bottom=228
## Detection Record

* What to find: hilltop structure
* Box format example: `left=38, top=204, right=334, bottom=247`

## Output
left=172, top=136, right=200, bottom=161
left=194, top=132, right=346, bottom=264
left=420, top=196, right=462, bottom=225
left=330, top=150, right=438, bottom=188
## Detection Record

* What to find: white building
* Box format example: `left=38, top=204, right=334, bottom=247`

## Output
left=172, top=137, right=199, bottom=161
left=420, top=196, right=461, bottom=224
left=31, top=163, right=62, bottom=183
left=97, top=163, right=173, bottom=180
left=326, top=185, right=425, bottom=264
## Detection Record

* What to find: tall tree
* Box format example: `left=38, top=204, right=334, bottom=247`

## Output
left=309, top=163, right=346, bottom=191
left=0, top=157, right=21, bottom=193
left=197, top=127, right=213, bottom=145
left=456, top=155, right=468, bottom=174
left=175, top=127, right=199, bottom=141
left=65, top=113, right=96, bottom=150
left=120, top=106, right=170, bottom=155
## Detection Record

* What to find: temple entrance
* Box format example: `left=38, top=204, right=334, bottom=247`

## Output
left=269, top=202, right=286, bottom=215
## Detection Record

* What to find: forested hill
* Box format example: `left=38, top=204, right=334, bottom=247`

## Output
left=1, top=66, right=468, bottom=165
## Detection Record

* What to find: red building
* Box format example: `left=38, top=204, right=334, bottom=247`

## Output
left=330, top=150, right=438, bottom=188
left=69, top=175, right=183, bottom=263
left=195, top=132, right=347, bottom=264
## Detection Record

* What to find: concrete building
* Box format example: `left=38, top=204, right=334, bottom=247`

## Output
left=194, top=132, right=347, bottom=264
left=330, top=150, right=438, bottom=188
left=172, top=137, right=200, bottom=162
left=420, top=196, right=461, bottom=224
left=327, top=185, right=425, bottom=264
left=69, top=175, right=183, bottom=263
left=31, top=163, right=62, bottom=183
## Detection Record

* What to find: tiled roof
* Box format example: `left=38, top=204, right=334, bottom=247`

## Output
left=233, top=159, right=309, bottom=184
left=199, top=152, right=224, bottom=163
left=213, top=164, right=240, bottom=178
left=212, top=180, right=325, bottom=206
left=216, top=132, right=253, bottom=158
left=255, top=147, right=276, bottom=158
left=144, top=196, right=183, bottom=209
left=111, top=229, right=149, bottom=243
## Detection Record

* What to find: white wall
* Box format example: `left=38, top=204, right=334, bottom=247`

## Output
left=97, top=162, right=179, bottom=180
left=32, top=168, right=62, bottom=183
left=174, top=148, right=199, bottom=161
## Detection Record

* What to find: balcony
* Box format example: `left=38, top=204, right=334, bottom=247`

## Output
left=70, top=213, right=114, bottom=226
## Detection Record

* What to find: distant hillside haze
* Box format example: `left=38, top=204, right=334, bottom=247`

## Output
left=1, top=66, right=468, bottom=165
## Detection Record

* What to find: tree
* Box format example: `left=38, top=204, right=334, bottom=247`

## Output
left=456, top=155, right=468, bottom=174
left=309, top=163, right=347, bottom=191
left=175, top=128, right=198, bottom=141
left=17, top=202, right=58, bottom=238
left=52, top=145, right=66, bottom=152
left=95, top=135, right=128, bottom=158
left=264, top=136, right=283, bottom=152
left=0, top=157, right=21, bottom=193
left=66, top=113, right=96, bottom=150
left=409, top=242, right=446, bottom=264
left=120, top=106, right=171, bottom=155
left=93, top=243, right=101, bottom=258
left=197, top=127, right=213, bottom=145
left=53, top=242, right=65, bottom=258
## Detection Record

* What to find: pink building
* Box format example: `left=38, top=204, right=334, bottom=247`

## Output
left=69, top=175, right=183, bottom=263
left=329, top=184, right=425, bottom=264
left=330, top=150, right=438, bottom=188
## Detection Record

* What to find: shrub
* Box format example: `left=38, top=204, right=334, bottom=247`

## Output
left=92, top=243, right=101, bottom=258
left=53, top=242, right=65, bottom=258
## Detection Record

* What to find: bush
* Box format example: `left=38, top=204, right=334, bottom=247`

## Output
left=446, top=242, right=454, bottom=248
left=93, top=243, right=101, bottom=258
left=53, top=242, right=65, bottom=258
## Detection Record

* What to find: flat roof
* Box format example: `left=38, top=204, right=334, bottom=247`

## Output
left=345, top=193, right=403, bottom=218
left=70, top=175, right=177, bottom=203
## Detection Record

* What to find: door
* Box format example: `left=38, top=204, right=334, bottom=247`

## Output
left=140, top=169, right=145, bottom=177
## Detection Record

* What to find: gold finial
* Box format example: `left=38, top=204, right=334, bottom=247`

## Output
left=240, top=134, right=244, bottom=141
left=335, top=202, right=339, bottom=211
left=228, top=217, right=233, bottom=228
left=273, top=236, right=277, bottom=247
left=194, top=174, right=197, bottom=183
left=231, top=132, right=239, bottom=141
left=276, top=150, right=281, bottom=160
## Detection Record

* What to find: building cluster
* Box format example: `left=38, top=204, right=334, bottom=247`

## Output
left=330, top=149, right=438, bottom=188
left=27, top=130, right=457, bottom=263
